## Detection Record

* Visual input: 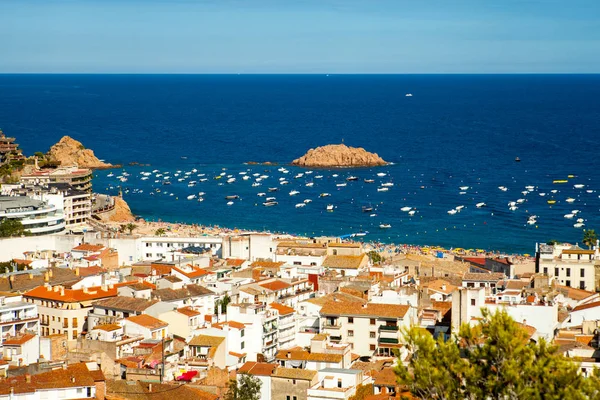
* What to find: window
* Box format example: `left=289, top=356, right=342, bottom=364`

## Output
left=370, top=332, right=376, bottom=338
left=348, top=317, right=354, bottom=324
left=241, top=329, right=245, bottom=337
left=370, top=344, right=376, bottom=351
left=287, top=396, right=291, bottom=400
left=471, top=299, right=476, bottom=306
left=145, top=243, right=151, bottom=247
left=52, top=316, right=55, bottom=321
left=348, top=330, right=354, bottom=337
left=581, top=269, right=585, bottom=278
left=146, top=253, right=152, bottom=258
left=554, top=268, right=558, bottom=276
left=370, top=318, right=376, bottom=325
left=566, top=280, right=571, bottom=287
left=581, top=282, right=586, bottom=290
left=337, top=379, right=342, bottom=388
left=293, top=261, right=301, bottom=265
left=566, top=268, right=571, bottom=277
left=292, top=380, right=296, bottom=386
left=241, top=342, right=245, bottom=350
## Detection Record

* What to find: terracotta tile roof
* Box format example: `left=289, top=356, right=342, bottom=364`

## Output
left=308, top=353, right=343, bottom=363
left=462, top=257, right=486, bottom=266
left=305, top=292, right=367, bottom=306
left=250, top=261, right=285, bottom=269
left=177, top=306, right=201, bottom=317
left=107, top=380, right=218, bottom=400
left=423, top=279, right=457, bottom=295
left=24, top=284, right=118, bottom=303
left=276, top=348, right=310, bottom=361
left=573, top=301, right=600, bottom=312
left=504, top=280, right=528, bottom=291
left=229, top=351, right=246, bottom=358
left=272, top=367, right=317, bottom=381
left=463, top=272, right=505, bottom=282
left=259, top=280, right=291, bottom=291
left=431, top=301, right=452, bottom=312
left=0, top=363, right=102, bottom=395
left=269, top=302, right=295, bottom=315
left=213, top=320, right=245, bottom=330
left=320, top=301, right=409, bottom=319
left=322, top=254, right=367, bottom=270
left=373, top=367, right=397, bottom=386
left=11, top=259, right=32, bottom=265
left=151, top=284, right=215, bottom=301
left=72, top=243, right=105, bottom=252
left=2, top=334, right=36, bottom=346
left=77, top=266, right=106, bottom=277
left=328, top=243, right=361, bottom=248
left=516, top=322, right=537, bottom=338
left=277, top=241, right=326, bottom=249
left=172, top=265, right=212, bottom=279
left=124, top=314, right=168, bottom=330
left=188, top=335, right=225, bottom=347
left=556, top=285, right=597, bottom=301
left=94, top=324, right=122, bottom=332
left=563, top=249, right=595, bottom=255
left=238, top=361, right=277, bottom=376
left=226, top=258, right=246, bottom=267
left=93, top=296, right=158, bottom=312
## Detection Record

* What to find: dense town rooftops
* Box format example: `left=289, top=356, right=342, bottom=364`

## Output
left=0, top=363, right=103, bottom=395
left=24, top=284, right=118, bottom=303
left=177, top=306, right=201, bottom=317
left=72, top=243, right=105, bottom=252
left=272, top=367, right=318, bottom=381
left=305, top=292, right=367, bottom=306
left=259, top=280, right=291, bottom=291
left=188, top=335, right=225, bottom=347
left=322, top=254, right=367, bottom=270
left=320, top=301, right=409, bottom=319
left=269, top=302, right=295, bottom=315
left=463, top=272, right=505, bottom=282
left=94, top=323, right=122, bottom=332
left=238, top=361, right=278, bottom=376
left=151, top=284, right=214, bottom=301
left=93, top=296, right=158, bottom=312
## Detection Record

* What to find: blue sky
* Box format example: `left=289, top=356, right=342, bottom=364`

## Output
left=1, top=0, right=599, bottom=73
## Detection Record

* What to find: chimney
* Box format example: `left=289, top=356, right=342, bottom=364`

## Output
left=101, top=285, right=107, bottom=292
left=28, top=273, right=33, bottom=280
left=109, top=283, right=114, bottom=289
left=75, top=268, right=80, bottom=276
left=149, top=383, right=153, bottom=392
left=25, top=374, right=31, bottom=383
left=60, top=288, right=65, bottom=297
left=83, top=287, right=89, bottom=294
left=71, top=377, right=75, bottom=383
left=9, top=275, right=14, bottom=282
left=44, top=272, right=49, bottom=282
left=45, top=284, right=52, bottom=291
left=48, top=269, right=53, bottom=278
left=53, top=286, right=60, bottom=293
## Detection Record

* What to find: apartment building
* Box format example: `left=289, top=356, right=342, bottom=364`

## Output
left=0, top=293, right=39, bottom=353
left=227, top=303, right=280, bottom=361
left=536, top=243, right=598, bottom=291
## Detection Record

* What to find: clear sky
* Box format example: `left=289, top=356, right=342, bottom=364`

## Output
left=1, top=0, right=599, bottom=73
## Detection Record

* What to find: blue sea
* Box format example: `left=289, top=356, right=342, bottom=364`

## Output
left=1, top=74, right=600, bottom=253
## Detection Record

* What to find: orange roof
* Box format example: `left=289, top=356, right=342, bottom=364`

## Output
left=124, top=314, right=168, bottom=330
left=177, top=306, right=201, bottom=317
left=226, top=259, right=246, bottom=267
left=72, top=243, right=105, bottom=252
left=24, top=284, right=118, bottom=303
left=269, top=302, right=295, bottom=315
left=213, top=321, right=246, bottom=330
left=322, top=254, right=367, bottom=270
left=3, top=334, right=36, bottom=346
left=238, top=361, right=277, bottom=376
left=573, top=301, right=600, bottom=312
left=259, top=280, right=291, bottom=291
left=423, top=279, right=457, bottom=295
left=229, top=351, right=246, bottom=358
left=250, top=261, right=285, bottom=269
left=320, top=301, right=409, bottom=319
left=12, top=259, right=32, bottom=265
left=94, top=324, right=122, bottom=332
left=0, top=363, right=102, bottom=395
left=172, top=265, right=211, bottom=279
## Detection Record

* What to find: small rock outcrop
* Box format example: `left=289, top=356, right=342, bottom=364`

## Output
left=291, top=144, right=387, bottom=168
left=97, top=196, right=135, bottom=223
left=47, top=136, right=112, bottom=169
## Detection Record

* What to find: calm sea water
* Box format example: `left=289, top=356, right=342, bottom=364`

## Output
left=1, top=74, right=599, bottom=253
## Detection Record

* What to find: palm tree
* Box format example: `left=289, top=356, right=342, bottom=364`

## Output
left=583, top=229, right=598, bottom=249
left=125, top=223, right=137, bottom=235
left=155, top=228, right=166, bottom=237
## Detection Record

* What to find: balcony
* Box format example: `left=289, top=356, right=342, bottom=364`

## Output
left=379, top=337, right=399, bottom=344
left=329, top=335, right=342, bottom=342
left=379, top=325, right=399, bottom=331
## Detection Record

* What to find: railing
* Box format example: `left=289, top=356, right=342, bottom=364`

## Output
left=323, top=322, right=341, bottom=329
left=379, top=337, right=399, bottom=344
left=329, top=335, right=342, bottom=341
left=379, top=325, right=399, bottom=331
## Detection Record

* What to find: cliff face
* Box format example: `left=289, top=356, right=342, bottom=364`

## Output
left=291, top=144, right=387, bottom=168
left=96, top=196, right=135, bottom=223
left=47, top=136, right=112, bottom=169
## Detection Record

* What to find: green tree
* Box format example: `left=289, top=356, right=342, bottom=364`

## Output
left=396, top=309, right=592, bottom=400
left=368, top=250, right=382, bottom=265
left=349, top=384, right=374, bottom=400
left=154, top=228, right=166, bottom=237
left=223, top=373, right=262, bottom=400
left=0, top=219, right=27, bottom=238
left=125, top=223, right=137, bottom=235
left=583, top=229, right=598, bottom=249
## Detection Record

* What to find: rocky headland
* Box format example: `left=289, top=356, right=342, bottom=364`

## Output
left=291, top=144, right=387, bottom=168
left=46, top=136, right=113, bottom=169
left=96, top=196, right=135, bottom=223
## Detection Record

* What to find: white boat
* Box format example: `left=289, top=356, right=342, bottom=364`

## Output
left=521, top=191, right=528, bottom=196
left=225, top=195, right=239, bottom=200
left=305, top=171, right=313, bottom=174
left=336, top=183, right=347, bottom=187
left=263, top=201, right=278, bottom=207
left=187, top=195, right=197, bottom=200
left=405, top=93, right=413, bottom=97
left=346, top=176, right=358, bottom=181
left=516, top=199, right=526, bottom=204
left=252, top=182, right=261, bottom=187
left=364, top=179, right=375, bottom=183
left=476, top=202, right=486, bottom=208
left=280, top=181, right=289, bottom=185
left=294, top=173, right=304, bottom=179
left=227, top=178, right=236, bottom=184
left=572, top=209, right=581, bottom=214
left=242, top=176, right=250, bottom=181
left=295, top=203, right=306, bottom=208
left=107, top=173, right=114, bottom=177
left=447, top=209, right=457, bottom=215
left=539, top=193, right=546, bottom=196
left=227, top=201, right=234, bottom=206
left=266, top=197, right=277, bottom=202
left=408, top=210, right=416, bottom=216
left=379, top=224, right=392, bottom=229
left=525, top=185, right=535, bottom=191
left=459, top=186, right=469, bottom=191
left=260, top=175, right=269, bottom=179
left=509, top=206, right=518, bottom=211
left=551, top=189, right=558, bottom=194
left=508, top=201, right=517, bottom=207
left=289, top=190, right=300, bottom=196
left=320, top=193, right=331, bottom=198
left=574, top=184, right=585, bottom=189
left=527, top=220, right=536, bottom=225
left=459, top=191, right=467, bottom=195
left=566, top=198, right=576, bottom=203
left=498, top=186, right=508, bottom=192
left=574, top=222, right=585, bottom=228
left=141, top=177, right=149, bottom=180
left=198, top=192, right=205, bottom=196
left=332, top=174, right=339, bottom=178
left=257, top=193, right=266, bottom=197
left=377, top=173, right=387, bottom=177
left=586, top=190, right=594, bottom=193
left=381, top=182, right=394, bottom=187
left=305, top=182, right=314, bottom=187
left=326, top=204, right=334, bottom=212
left=577, top=218, right=584, bottom=223
left=564, top=214, right=575, bottom=219
left=315, top=175, right=323, bottom=179
left=377, top=187, right=389, bottom=192
left=198, top=198, right=204, bottom=202
left=400, top=207, right=412, bottom=212
left=303, top=199, right=312, bottom=204
left=370, top=213, right=377, bottom=217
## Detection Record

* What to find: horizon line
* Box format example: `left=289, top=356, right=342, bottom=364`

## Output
left=1, top=72, right=600, bottom=76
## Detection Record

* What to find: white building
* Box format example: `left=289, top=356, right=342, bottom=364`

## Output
left=0, top=196, right=65, bottom=235
left=222, top=233, right=275, bottom=261
left=227, top=303, right=280, bottom=361
left=536, top=242, right=598, bottom=291
left=0, top=293, right=39, bottom=353
left=307, top=368, right=372, bottom=400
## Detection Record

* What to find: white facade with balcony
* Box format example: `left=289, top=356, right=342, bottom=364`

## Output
left=227, top=303, right=280, bottom=361
left=0, top=196, right=65, bottom=235
left=307, top=368, right=372, bottom=400
left=0, top=295, right=39, bottom=352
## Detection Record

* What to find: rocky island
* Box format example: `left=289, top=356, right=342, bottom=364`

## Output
left=46, top=136, right=113, bottom=169
left=291, top=144, right=387, bottom=168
